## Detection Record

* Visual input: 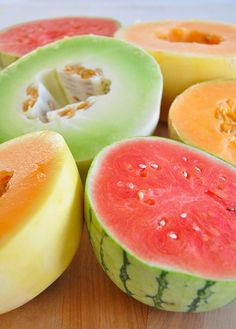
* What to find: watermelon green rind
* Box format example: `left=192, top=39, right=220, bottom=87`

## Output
left=85, top=137, right=236, bottom=312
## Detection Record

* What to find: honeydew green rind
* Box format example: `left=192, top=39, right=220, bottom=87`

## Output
left=0, top=131, right=84, bottom=314
left=85, top=137, right=236, bottom=312
left=0, top=35, right=162, bottom=172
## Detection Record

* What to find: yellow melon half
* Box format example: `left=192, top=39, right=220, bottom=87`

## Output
left=168, top=80, right=236, bottom=165
left=0, top=131, right=83, bottom=314
left=115, top=20, right=236, bottom=121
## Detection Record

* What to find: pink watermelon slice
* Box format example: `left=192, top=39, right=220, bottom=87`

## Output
left=0, top=17, right=120, bottom=67
left=85, top=137, right=236, bottom=312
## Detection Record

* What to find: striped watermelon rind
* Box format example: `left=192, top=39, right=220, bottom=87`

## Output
left=85, top=137, right=236, bottom=312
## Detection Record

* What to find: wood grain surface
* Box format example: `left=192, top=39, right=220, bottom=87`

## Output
left=0, top=123, right=235, bottom=329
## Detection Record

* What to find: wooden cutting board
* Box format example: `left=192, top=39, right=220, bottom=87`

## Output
left=0, top=123, right=235, bottom=329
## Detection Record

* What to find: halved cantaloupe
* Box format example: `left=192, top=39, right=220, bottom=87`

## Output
left=115, top=20, right=236, bottom=121
left=168, top=80, right=236, bottom=165
left=0, top=131, right=83, bottom=314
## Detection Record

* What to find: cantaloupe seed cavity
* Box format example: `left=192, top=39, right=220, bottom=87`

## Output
left=21, top=63, right=111, bottom=123
left=215, top=98, right=236, bottom=137
left=156, top=28, right=222, bottom=45
left=0, top=170, right=13, bottom=197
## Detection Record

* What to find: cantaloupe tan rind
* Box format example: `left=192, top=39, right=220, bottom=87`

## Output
left=115, top=20, right=236, bottom=121
left=0, top=131, right=83, bottom=314
left=168, top=80, right=236, bottom=166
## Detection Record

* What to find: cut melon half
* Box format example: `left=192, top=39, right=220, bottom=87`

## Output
left=0, top=131, right=83, bottom=314
left=0, top=35, right=162, bottom=177
left=85, top=137, right=236, bottom=312
left=0, top=16, right=120, bottom=68
left=169, top=80, right=236, bottom=165
left=115, top=20, right=236, bottom=121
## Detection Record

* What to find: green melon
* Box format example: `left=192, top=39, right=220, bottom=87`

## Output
left=85, top=137, right=236, bottom=312
left=0, top=35, right=162, bottom=177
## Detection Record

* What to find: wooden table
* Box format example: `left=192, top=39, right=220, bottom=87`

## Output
left=0, top=123, right=236, bottom=329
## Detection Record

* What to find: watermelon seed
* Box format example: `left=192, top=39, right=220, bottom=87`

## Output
left=168, top=232, right=178, bottom=240
left=159, top=219, right=166, bottom=227
left=195, top=167, right=201, bottom=172
left=182, top=156, right=187, bottom=161
left=180, top=212, right=187, bottom=219
left=227, top=207, right=236, bottom=211
left=138, top=164, right=147, bottom=169
left=138, top=191, right=145, bottom=201
left=193, top=224, right=201, bottom=232
left=219, top=175, right=226, bottom=181
left=183, top=171, right=188, bottom=178
left=127, top=182, right=135, bottom=189
left=150, top=163, right=159, bottom=169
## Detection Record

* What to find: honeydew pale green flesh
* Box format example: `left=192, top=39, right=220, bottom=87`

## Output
left=0, top=131, right=83, bottom=314
left=85, top=137, right=236, bottom=312
left=0, top=36, right=162, bottom=176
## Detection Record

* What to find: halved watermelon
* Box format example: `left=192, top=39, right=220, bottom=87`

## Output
left=85, top=137, right=236, bottom=312
left=0, top=17, right=120, bottom=68
left=0, top=131, right=83, bottom=314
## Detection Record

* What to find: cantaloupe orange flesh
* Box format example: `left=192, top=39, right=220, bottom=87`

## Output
left=169, top=80, right=236, bottom=165
left=118, top=21, right=236, bottom=55
left=0, top=132, right=64, bottom=240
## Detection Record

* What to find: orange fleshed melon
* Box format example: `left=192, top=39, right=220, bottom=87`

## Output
left=0, top=131, right=83, bottom=314
left=168, top=80, right=236, bottom=165
left=115, top=20, right=236, bottom=121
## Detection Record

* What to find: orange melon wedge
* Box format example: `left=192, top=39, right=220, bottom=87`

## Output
left=168, top=80, right=236, bottom=165
left=115, top=20, right=236, bottom=121
left=0, top=131, right=83, bottom=314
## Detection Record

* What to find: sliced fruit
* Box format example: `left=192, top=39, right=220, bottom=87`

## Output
left=0, top=35, right=162, bottom=176
left=0, top=131, right=83, bottom=314
left=169, top=80, right=236, bottom=165
left=0, top=16, right=120, bottom=68
left=115, top=20, right=236, bottom=121
left=85, top=137, right=236, bottom=312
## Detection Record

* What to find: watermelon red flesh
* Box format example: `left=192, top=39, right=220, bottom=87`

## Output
left=0, top=17, right=120, bottom=57
left=91, top=138, right=236, bottom=279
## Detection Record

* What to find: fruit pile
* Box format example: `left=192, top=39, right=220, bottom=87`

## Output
left=0, top=17, right=235, bottom=314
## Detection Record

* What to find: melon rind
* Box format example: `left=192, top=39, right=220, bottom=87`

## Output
left=0, top=131, right=83, bottom=314
left=85, top=137, right=236, bottom=312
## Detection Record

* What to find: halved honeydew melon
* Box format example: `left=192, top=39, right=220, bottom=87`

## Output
left=168, top=80, right=236, bottom=165
left=0, top=35, right=162, bottom=177
left=0, top=131, right=83, bottom=314
left=115, top=20, right=236, bottom=121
